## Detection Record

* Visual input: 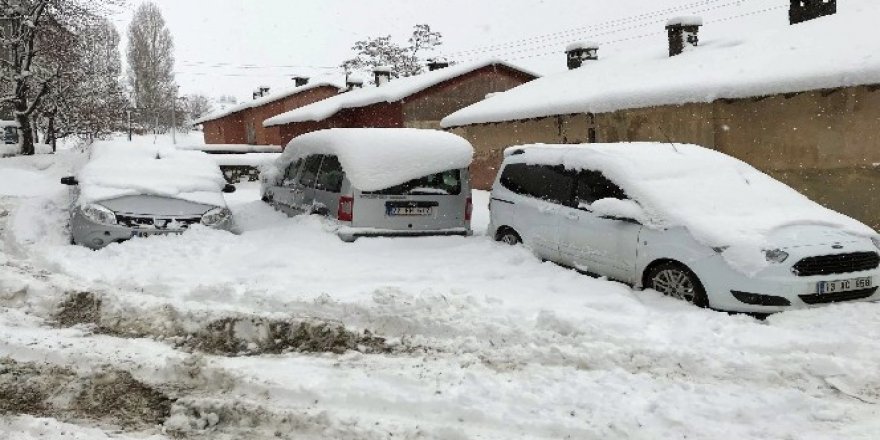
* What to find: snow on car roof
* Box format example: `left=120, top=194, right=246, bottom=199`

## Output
left=272, top=128, right=474, bottom=192
left=192, top=80, right=344, bottom=125
left=263, top=60, right=538, bottom=127
left=176, top=144, right=283, bottom=154
left=510, top=143, right=876, bottom=271
left=77, top=142, right=229, bottom=207
left=442, top=1, right=880, bottom=127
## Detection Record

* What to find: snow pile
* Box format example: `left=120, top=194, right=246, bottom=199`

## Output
left=442, top=0, right=880, bottom=127
left=264, top=60, right=538, bottom=126
left=77, top=142, right=228, bottom=206
left=176, top=144, right=282, bottom=154
left=270, top=129, right=473, bottom=192
left=210, top=153, right=280, bottom=167
left=193, top=81, right=344, bottom=125
left=515, top=143, right=877, bottom=271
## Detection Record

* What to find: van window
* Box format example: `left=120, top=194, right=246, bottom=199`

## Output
left=574, top=170, right=628, bottom=205
left=284, top=159, right=303, bottom=184
left=298, top=155, right=324, bottom=188
left=365, top=170, right=461, bottom=196
left=315, top=155, right=344, bottom=193
left=500, top=163, right=574, bottom=205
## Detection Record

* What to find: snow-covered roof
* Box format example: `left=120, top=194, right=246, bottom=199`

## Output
left=270, top=128, right=474, bottom=192
left=565, top=41, right=600, bottom=52
left=176, top=144, right=283, bottom=154
left=78, top=143, right=229, bottom=207
left=510, top=143, right=876, bottom=273
left=193, top=81, right=344, bottom=125
left=666, top=16, right=704, bottom=27
left=263, top=60, right=539, bottom=127
left=442, top=1, right=880, bottom=127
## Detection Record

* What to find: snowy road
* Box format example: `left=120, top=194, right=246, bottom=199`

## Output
left=2, top=150, right=880, bottom=439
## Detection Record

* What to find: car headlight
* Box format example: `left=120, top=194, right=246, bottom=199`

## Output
left=872, top=236, right=880, bottom=251
left=764, top=249, right=790, bottom=263
left=81, top=204, right=117, bottom=225
left=201, top=207, right=231, bottom=227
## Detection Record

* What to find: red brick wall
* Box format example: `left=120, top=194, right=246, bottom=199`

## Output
left=202, top=113, right=247, bottom=144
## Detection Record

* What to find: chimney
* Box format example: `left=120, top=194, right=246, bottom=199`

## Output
left=293, top=76, right=310, bottom=87
left=427, top=57, right=450, bottom=71
left=253, top=86, right=270, bottom=100
left=373, top=66, right=393, bottom=86
left=789, top=0, right=836, bottom=25
left=565, top=41, right=599, bottom=70
left=666, top=16, right=703, bottom=57
left=345, top=75, right=364, bottom=91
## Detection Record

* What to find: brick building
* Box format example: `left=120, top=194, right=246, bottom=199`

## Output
left=262, top=60, right=538, bottom=146
left=441, top=1, right=880, bottom=230
left=195, top=80, right=342, bottom=146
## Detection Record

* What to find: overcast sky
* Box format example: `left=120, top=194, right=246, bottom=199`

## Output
left=109, top=0, right=786, bottom=102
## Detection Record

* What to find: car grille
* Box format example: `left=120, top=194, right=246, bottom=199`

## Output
left=799, top=287, right=877, bottom=305
left=116, top=214, right=202, bottom=230
left=792, top=252, right=880, bottom=277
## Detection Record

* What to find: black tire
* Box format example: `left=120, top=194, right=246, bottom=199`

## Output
left=496, top=228, right=522, bottom=246
left=646, top=262, right=709, bottom=308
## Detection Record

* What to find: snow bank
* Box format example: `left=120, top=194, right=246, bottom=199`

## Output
left=515, top=143, right=876, bottom=271
left=271, top=129, right=473, bottom=192
left=193, top=81, right=344, bottom=125
left=77, top=142, right=228, bottom=207
left=210, top=153, right=280, bottom=167
left=264, top=60, right=538, bottom=127
left=442, top=1, right=880, bottom=127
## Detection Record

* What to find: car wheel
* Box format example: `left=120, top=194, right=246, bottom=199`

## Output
left=647, top=262, right=709, bottom=308
left=497, top=229, right=521, bottom=246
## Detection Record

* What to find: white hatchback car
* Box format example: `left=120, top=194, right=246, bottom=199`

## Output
left=489, top=143, right=880, bottom=313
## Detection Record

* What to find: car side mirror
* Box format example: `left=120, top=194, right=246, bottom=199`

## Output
left=223, top=184, right=237, bottom=194
left=60, top=176, right=78, bottom=186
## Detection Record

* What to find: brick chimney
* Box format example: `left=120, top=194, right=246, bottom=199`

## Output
left=565, top=41, right=599, bottom=70
left=666, top=16, right=703, bottom=57
left=373, top=66, right=393, bottom=86
left=427, top=57, right=450, bottom=71
left=790, top=0, right=836, bottom=25
left=293, top=76, right=310, bottom=87
left=253, top=86, right=270, bottom=100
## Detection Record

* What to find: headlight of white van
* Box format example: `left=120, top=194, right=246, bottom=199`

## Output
left=81, top=204, right=117, bottom=225
left=872, top=236, right=880, bottom=251
left=764, top=249, right=790, bottom=263
left=201, top=208, right=230, bottom=227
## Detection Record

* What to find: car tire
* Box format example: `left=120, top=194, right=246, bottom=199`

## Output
left=497, top=228, right=522, bottom=246
left=646, top=262, right=709, bottom=308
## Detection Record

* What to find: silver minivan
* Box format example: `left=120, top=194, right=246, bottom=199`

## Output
left=263, top=129, right=474, bottom=241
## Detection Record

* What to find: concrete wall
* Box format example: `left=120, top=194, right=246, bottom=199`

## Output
left=449, top=85, right=880, bottom=229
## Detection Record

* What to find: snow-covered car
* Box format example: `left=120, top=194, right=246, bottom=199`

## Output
left=1, top=120, right=20, bottom=146
left=262, top=128, right=474, bottom=242
left=489, top=143, right=880, bottom=313
left=61, top=143, right=237, bottom=250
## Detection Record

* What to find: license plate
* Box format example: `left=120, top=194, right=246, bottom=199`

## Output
left=818, top=277, right=873, bottom=294
left=131, top=230, right=183, bottom=238
left=387, top=207, right=433, bottom=216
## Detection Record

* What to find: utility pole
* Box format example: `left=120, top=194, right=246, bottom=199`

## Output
left=171, top=86, right=179, bottom=145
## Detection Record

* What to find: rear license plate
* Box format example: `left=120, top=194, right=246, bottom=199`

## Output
left=817, top=277, right=873, bottom=294
left=387, top=207, right=433, bottom=216
left=131, top=230, right=183, bottom=238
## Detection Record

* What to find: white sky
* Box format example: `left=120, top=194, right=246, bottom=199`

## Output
left=109, top=0, right=787, bottom=102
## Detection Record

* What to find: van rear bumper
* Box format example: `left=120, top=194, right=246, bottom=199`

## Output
left=337, top=227, right=472, bottom=242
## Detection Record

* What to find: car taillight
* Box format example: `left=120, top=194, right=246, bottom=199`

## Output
left=338, top=196, right=354, bottom=222
left=465, top=197, right=473, bottom=222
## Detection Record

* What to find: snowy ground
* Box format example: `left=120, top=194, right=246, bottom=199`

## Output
left=2, top=142, right=880, bottom=439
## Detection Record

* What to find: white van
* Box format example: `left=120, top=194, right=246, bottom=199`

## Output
left=489, top=143, right=880, bottom=313
left=263, top=128, right=474, bottom=241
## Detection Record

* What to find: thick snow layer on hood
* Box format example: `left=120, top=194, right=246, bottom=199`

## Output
left=442, top=1, right=880, bottom=127
left=192, top=81, right=344, bottom=125
left=514, top=143, right=876, bottom=271
left=264, top=60, right=537, bottom=127
left=77, top=143, right=228, bottom=207
left=272, top=129, right=473, bottom=192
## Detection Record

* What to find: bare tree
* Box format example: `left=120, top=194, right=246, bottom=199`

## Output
left=183, top=93, right=212, bottom=123
left=126, top=1, right=176, bottom=131
left=341, top=24, right=444, bottom=81
left=0, top=0, right=119, bottom=154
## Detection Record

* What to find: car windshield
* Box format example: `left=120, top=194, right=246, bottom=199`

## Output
left=365, top=170, right=462, bottom=196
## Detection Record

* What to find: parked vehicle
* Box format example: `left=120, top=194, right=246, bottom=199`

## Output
left=61, top=144, right=237, bottom=250
left=489, top=143, right=880, bottom=313
left=263, top=128, right=474, bottom=241
left=1, top=120, right=20, bottom=146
